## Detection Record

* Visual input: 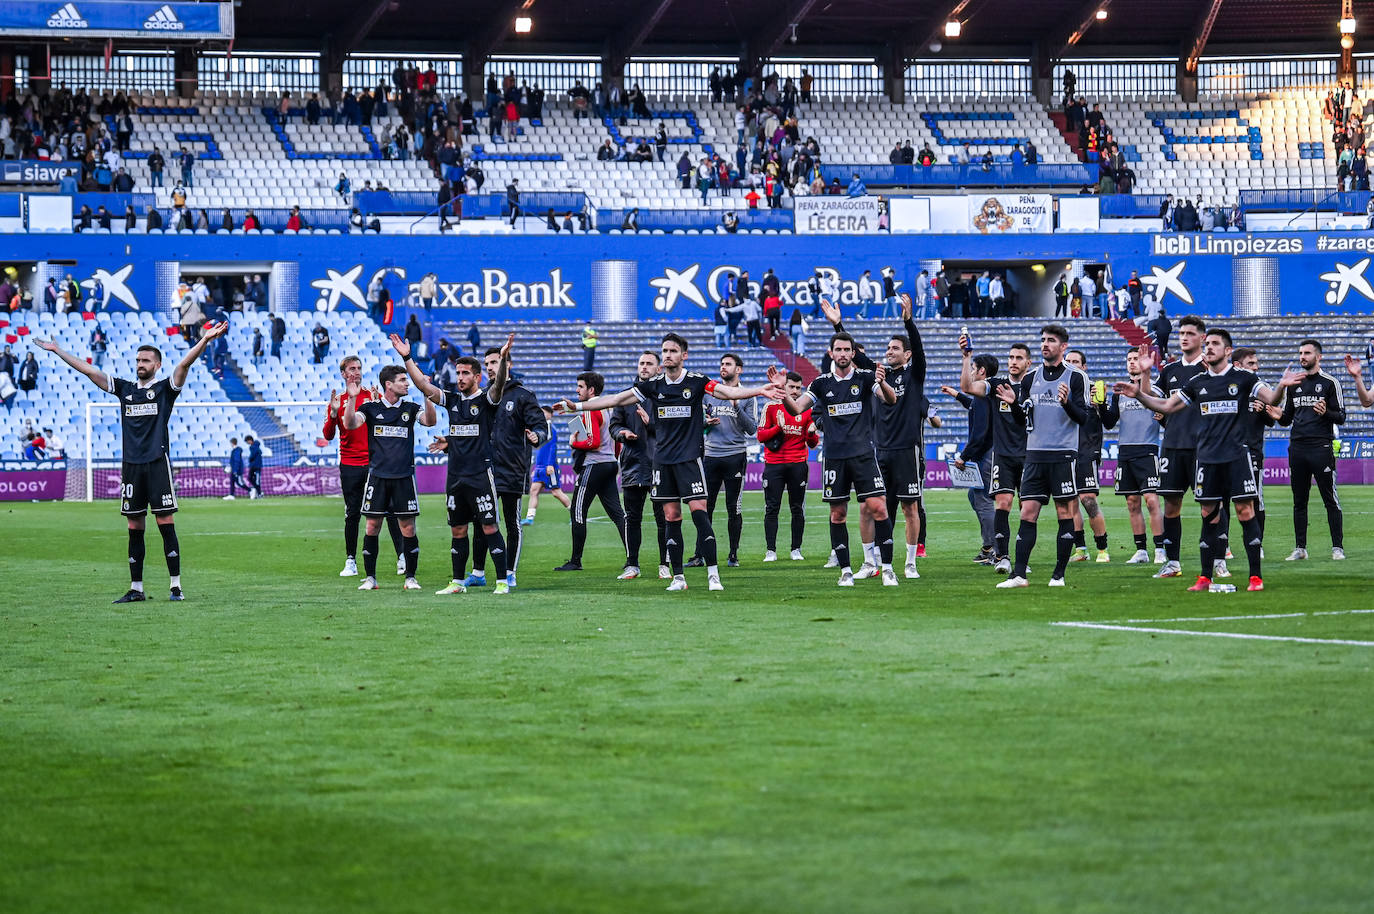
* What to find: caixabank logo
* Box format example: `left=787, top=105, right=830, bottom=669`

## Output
left=647, top=265, right=894, bottom=313
left=46, top=3, right=88, bottom=28
left=309, top=264, right=574, bottom=311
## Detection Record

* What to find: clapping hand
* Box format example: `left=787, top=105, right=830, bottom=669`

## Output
left=1114, top=380, right=1140, bottom=398
left=500, top=332, right=515, bottom=360
left=995, top=383, right=1017, bottom=405
left=1056, top=382, right=1070, bottom=403
left=427, top=437, right=449, bottom=453
left=551, top=398, right=575, bottom=414
left=875, top=364, right=887, bottom=385
left=328, top=389, right=339, bottom=413
left=389, top=332, right=410, bottom=358
left=899, top=292, right=912, bottom=322
left=1344, top=354, right=1364, bottom=378
left=818, top=297, right=842, bottom=326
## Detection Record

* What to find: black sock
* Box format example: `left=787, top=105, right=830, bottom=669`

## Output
left=1241, top=517, right=1264, bottom=579
left=1217, top=503, right=1231, bottom=558
left=1199, top=514, right=1215, bottom=579
left=1134, top=533, right=1147, bottom=551
left=790, top=501, right=805, bottom=551
left=1257, top=508, right=1266, bottom=541
left=402, top=535, right=419, bottom=577
left=472, top=525, right=488, bottom=573
left=666, top=519, right=684, bottom=574
left=486, top=528, right=508, bottom=578
left=1164, top=515, right=1183, bottom=562
left=1152, top=534, right=1165, bottom=550
left=1073, top=528, right=1086, bottom=549
left=728, top=509, right=742, bottom=557
left=1094, top=533, right=1109, bottom=551
left=830, top=521, right=850, bottom=570
left=993, top=508, right=1010, bottom=559
left=1053, top=519, right=1075, bottom=579
left=158, top=523, right=180, bottom=577
left=363, top=533, right=379, bottom=578
left=128, top=527, right=145, bottom=584
left=916, top=499, right=928, bottom=547
left=1012, top=519, right=1036, bottom=577
left=570, top=515, right=587, bottom=564
left=344, top=515, right=360, bottom=560
left=875, top=516, right=894, bottom=566
left=385, top=514, right=403, bottom=561
left=690, top=509, right=718, bottom=566
left=451, top=536, right=467, bottom=581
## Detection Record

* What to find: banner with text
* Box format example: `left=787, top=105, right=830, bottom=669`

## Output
left=793, top=196, right=881, bottom=235
left=968, top=193, right=1052, bottom=234
left=0, top=1, right=233, bottom=39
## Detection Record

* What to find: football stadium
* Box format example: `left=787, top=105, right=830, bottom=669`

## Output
left=3, top=0, right=1373, bottom=909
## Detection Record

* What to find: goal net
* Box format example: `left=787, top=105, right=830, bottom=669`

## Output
left=70, top=400, right=336, bottom=502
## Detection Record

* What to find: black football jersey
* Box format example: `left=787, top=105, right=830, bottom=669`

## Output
left=359, top=398, right=421, bottom=478
left=1178, top=367, right=1262, bottom=464
left=439, top=388, right=498, bottom=479
left=631, top=370, right=717, bottom=465
left=109, top=376, right=180, bottom=464
left=808, top=368, right=878, bottom=460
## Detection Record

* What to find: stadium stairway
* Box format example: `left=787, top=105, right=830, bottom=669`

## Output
left=1046, top=109, right=1086, bottom=162
left=218, top=351, right=306, bottom=463
left=1107, top=318, right=1151, bottom=349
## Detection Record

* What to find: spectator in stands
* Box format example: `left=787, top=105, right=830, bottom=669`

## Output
left=18, top=351, right=37, bottom=393
left=761, top=270, right=782, bottom=338
left=312, top=323, right=330, bottom=364
left=1054, top=273, right=1070, bottom=318
left=1159, top=194, right=1173, bottom=231
left=723, top=211, right=739, bottom=233
left=958, top=143, right=971, bottom=165
left=349, top=207, right=366, bottom=233
left=562, top=212, right=575, bottom=233
left=179, top=146, right=195, bottom=187
left=1366, top=195, right=1374, bottom=230
left=76, top=205, right=92, bottom=232
left=243, top=210, right=259, bottom=232
left=788, top=308, right=806, bottom=355
left=1062, top=69, right=1076, bottom=107
left=1025, top=140, right=1039, bottom=165
left=917, top=143, right=934, bottom=166
left=146, top=207, right=163, bottom=232
left=655, top=123, right=668, bottom=162
left=974, top=270, right=991, bottom=319
left=629, top=84, right=650, bottom=119
left=581, top=322, right=598, bottom=370
left=745, top=187, right=761, bottom=210
left=1149, top=308, right=1171, bottom=360
left=799, top=69, right=813, bottom=103
left=1078, top=271, right=1097, bottom=318
left=305, top=92, right=322, bottom=124
left=847, top=173, right=866, bottom=197
left=620, top=208, right=640, bottom=233
left=597, top=139, right=616, bottom=162
left=1011, top=143, right=1025, bottom=167
left=215, top=208, right=231, bottom=233
left=270, top=312, right=286, bottom=360
left=980, top=150, right=995, bottom=172
left=546, top=209, right=561, bottom=233
left=740, top=295, right=763, bottom=349
left=63, top=275, right=81, bottom=313
left=335, top=172, right=351, bottom=203
left=251, top=326, right=264, bottom=364
left=506, top=180, right=521, bottom=226
left=195, top=210, right=210, bottom=231
left=889, top=142, right=903, bottom=165
left=468, top=323, right=481, bottom=354
left=286, top=206, right=309, bottom=232
left=113, top=167, right=133, bottom=192
left=144, top=147, right=165, bottom=188
left=23, top=427, right=45, bottom=460
left=244, top=274, right=266, bottom=312
left=404, top=315, right=423, bottom=358
left=1127, top=271, right=1144, bottom=315
left=418, top=273, right=437, bottom=311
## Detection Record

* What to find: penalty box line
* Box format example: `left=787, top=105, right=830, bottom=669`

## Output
left=1051, top=620, right=1374, bottom=648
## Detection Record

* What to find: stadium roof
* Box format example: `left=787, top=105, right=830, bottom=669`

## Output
left=235, top=0, right=1374, bottom=57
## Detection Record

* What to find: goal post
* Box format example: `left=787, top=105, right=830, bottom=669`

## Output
left=77, top=400, right=332, bottom=502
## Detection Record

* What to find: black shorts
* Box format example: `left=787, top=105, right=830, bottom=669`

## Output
left=651, top=458, right=708, bottom=503
left=1114, top=453, right=1161, bottom=496
left=340, top=463, right=368, bottom=519
left=1194, top=455, right=1259, bottom=503
left=121, top=455, right=178, bottom=516
left=822, top=453, right=886, bottom=503
left=1159, top=447, right=1197, bottom=497
left=447, top=472, right=499, bottom=526
left=1076, top=455, right=1102, bottom=494
left=877, top=446, right=922, bottom=502
left=990, top=453, right=1024, bottom=496
left=1019, top=458, right=1078, bottom=504
left=361, top=473, right=419, bottom=517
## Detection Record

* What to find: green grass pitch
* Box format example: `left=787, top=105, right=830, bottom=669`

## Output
left=3, top=488, right=1372, bottom=913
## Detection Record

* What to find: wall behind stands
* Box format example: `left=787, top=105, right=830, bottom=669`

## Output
left=5, top=231, right=1374, bottom=319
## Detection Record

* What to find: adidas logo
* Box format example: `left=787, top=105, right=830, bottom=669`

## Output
left=47, top=3, right=87, bottom=27
left=166, top=550, right=178, bottom=558
left=143, top=4, right=184, bottom=30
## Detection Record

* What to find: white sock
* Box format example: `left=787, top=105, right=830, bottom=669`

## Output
left=906, top=544, right=918, bottom=564
left=169, top=575, right=180, bottom=589
left=130, top=581, right=144, bottom=593
left=862, top=542, right=876, bottom=565
left=842, top=565, right=853, bottom=574
left=881, top=563, right=892, bottom=572
left=525, top=510, right=535, bottom=518
left=707, top=564, right=719, bottom=577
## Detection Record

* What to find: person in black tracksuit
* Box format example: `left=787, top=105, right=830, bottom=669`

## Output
left=468, top=360, right=547, bottom=584
left=1278, top=340, right=1345, bottom=558
left=611, top=352, right=668, bottom=578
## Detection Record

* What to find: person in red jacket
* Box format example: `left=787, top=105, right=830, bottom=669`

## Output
left=758, top=370, right=818, bottom=562
left=322, top=354, right=404, bottom=577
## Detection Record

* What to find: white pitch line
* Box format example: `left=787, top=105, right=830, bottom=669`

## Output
left=1051, top=621, right=1374, bottom=648
left=1117, top=609, right=1374, bottom=624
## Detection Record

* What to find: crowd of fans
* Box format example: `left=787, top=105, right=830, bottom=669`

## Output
left=1325, top=83, right=1370, bottom=192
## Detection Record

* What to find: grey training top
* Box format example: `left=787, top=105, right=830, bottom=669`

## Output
left=1023, top=364, right=1087, bottom=458
left=703, top=395, right=758, bottom=457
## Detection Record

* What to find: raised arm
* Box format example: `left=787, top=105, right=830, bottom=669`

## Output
left=33, top=337, right=111, bottom=392
left=959, top=350, right=989, bottom=396
left=766, top=365, right=814, bottom=416
left=418, top=393, right=437, bottom=427
left=1259, top=370, right=1304, bottom=407
left=901, top=294, right=926, bottom=388
left=1344, top=354, right=1374, bottom=408
left=485, top=332, right=514, bottom=404
left=390, top=333, right=443, bottom=403
left=171, top=320, right=227, bottom=389
left=1115, top=379, right=1186, bottom=415
left=553, top=387, right=640, bottom=414
left=342, top=379, right=366, bottom=429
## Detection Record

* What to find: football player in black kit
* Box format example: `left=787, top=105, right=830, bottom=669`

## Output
left=465, top=347, right=547, bottom=589
left=553, top=333, right=781, bottom=592
left=1152, top=315, right=1207, bottom=579
left=611, top=350, right=669, bottom=581
left=771, top=329, right=900, bottom=588
left=1063, top=349, right=1110, bottom=563
left=393, top=333, right=513, bottom=595
left=1277, top=339, right=1346, bottom=561
left=342, top=352, right=439, bottom=592
left=961, top=340, right=1031, bottom=574
left=1117, top=329, right=1296, bottom=592
left=36, top=322, right=228, bottom=603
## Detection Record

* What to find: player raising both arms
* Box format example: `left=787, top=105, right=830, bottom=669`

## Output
left=393, top=332, right=513, bottom=595
left=323, top=355, right=404, bottom=578
left=36, top=322, right=228, bottom=603
left=554, top=332, right=781, bottom=592
left=342, top=356, right=437, bottom=591
left=772, top=329, right=899, bottom=587
left=1116, top=330, right=1295, bottom=592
